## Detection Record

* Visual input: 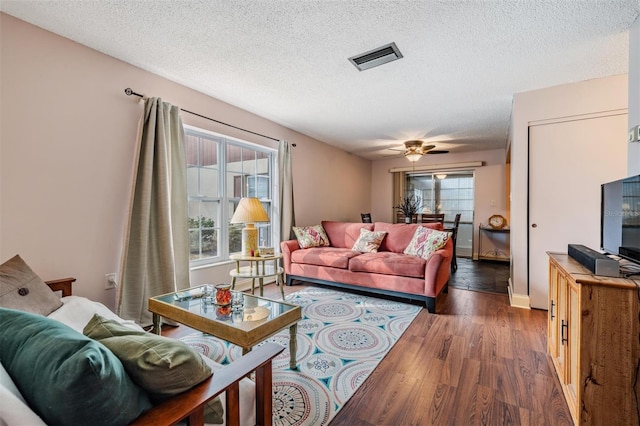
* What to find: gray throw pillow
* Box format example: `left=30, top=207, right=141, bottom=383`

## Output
left=0, top=254, right=62, bottom=316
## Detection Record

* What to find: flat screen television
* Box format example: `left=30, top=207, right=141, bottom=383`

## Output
left=601, top=174, right=640, bottom=265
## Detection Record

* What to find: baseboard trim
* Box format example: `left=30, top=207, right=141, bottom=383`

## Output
left=508, top=278, right=530, bottom=309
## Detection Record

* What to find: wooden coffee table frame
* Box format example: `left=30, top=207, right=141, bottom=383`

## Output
left=149, top=287, right=301, bottom=370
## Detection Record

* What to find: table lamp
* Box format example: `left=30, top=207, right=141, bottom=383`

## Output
left=230, top=197, right=269, bottom=256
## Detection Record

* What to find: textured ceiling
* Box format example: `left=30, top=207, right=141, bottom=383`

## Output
left=2, top=1, right=639, bottom=159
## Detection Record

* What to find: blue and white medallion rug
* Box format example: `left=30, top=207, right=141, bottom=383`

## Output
left=181, top=287, right=421, bottom=426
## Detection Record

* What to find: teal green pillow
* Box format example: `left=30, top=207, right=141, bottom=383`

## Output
left=0, top=308, right=152, bottom=426
left=83, top=314, right=214, bottom=402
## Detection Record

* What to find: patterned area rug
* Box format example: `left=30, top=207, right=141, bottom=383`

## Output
left=181, top=287, right=421, bottom=426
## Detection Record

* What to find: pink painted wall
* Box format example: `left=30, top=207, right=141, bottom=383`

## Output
left=0, top=13, right=371, bottom=308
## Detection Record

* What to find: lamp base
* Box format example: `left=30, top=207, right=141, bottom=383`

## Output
left=241, top=223, right=258, bottom=256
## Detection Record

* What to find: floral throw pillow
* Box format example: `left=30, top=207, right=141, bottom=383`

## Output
left=293, top=225, right=331, bottom=249
left=404, top=226, right=450, bottom=260
left=351, top=228, right=387, bottom=253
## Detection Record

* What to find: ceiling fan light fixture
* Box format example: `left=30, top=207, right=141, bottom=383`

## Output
left=404, top=152, right=423, bottom=162
left=436, top=174, right=447, bottom=180
left=403, top=140, right=426, bottom=162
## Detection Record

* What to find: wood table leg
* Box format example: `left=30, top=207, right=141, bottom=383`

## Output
left=152, top=313, right=161, bottom=335
left=289, top=323, right=297, bottom=370
left=259, top=277, right=264, bottom=297
left=278, top=273, right=285, bottom=300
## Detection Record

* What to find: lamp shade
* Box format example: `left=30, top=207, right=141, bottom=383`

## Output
left=230, top=198, right=269, bottom=224
left=230, top=197, right=269, bottom=256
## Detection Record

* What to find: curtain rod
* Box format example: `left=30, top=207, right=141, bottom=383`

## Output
left=389, top=161, right=484, bottom=173
left=124, top=88, right=293, bottom=145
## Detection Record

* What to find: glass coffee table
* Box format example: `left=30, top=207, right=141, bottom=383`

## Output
left=149, top=285, right=301, bottom=369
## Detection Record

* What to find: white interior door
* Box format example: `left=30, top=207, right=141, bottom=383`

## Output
left=528, top=113, right=628, bottom=309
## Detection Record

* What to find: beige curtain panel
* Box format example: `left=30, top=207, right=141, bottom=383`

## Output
left=278, top=140, right=295, bottom=241
left=392, top=171, right=406, bottom=223
left=117, top=97, right=189, bottom=326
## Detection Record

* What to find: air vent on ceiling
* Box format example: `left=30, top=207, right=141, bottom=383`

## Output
left=348, top=42, right=403, bottom=71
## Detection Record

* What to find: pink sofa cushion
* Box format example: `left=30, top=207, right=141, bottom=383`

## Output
left=321, top=221, right=374, bottom=249
left=349, top=252, right=426, bottom=279
left=290, top=247, right=360, bottom=269
left=374, top=222, right=444, bottom=253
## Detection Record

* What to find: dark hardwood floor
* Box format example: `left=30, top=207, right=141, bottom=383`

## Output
left=328, top=287, right=571, bottom=426
left=164, top=278, right=571, bottom=426
left=449, top=258, right=510, bottom=295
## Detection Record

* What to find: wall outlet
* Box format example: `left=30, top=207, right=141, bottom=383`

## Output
left=104, top=273, right=117, bottom=290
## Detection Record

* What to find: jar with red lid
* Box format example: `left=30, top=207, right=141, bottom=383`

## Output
left=215, top=284, right=232, bottom=305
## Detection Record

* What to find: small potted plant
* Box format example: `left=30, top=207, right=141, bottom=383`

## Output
left=395, top=195, right=422, bottom=223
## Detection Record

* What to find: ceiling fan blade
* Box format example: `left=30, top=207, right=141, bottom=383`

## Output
left=427, top=150, right=450, bottom=154
left=421, top=144, right=436, bottom=151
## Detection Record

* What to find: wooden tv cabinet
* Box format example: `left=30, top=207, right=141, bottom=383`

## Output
left=547, top=252, right=640, bottom=425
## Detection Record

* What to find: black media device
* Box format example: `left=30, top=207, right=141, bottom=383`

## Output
left=600, top=174, right=640, bottom=265
left=567, top=244, right=619, bottom=277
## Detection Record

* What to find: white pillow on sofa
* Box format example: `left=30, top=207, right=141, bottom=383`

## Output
left=0, top=361, right=26, bottom=405
left=0, top=384, right=47, bottom=426
left=47, top=295, right=144, bottom=333
left=0, top=362, right=46, bottom=426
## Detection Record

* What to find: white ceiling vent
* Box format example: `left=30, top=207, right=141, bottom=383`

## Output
left=348, top=42, right=403, bottom=71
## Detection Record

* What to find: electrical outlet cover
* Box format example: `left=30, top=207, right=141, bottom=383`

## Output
left=104, top=273, right=117, bottom=289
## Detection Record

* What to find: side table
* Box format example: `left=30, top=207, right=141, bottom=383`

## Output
left=229, top=253, right=285, bottom=299
left=478, top=225, right=510, bottom=261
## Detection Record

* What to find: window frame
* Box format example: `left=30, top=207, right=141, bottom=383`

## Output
left=185, top=125, right=277, bottom=268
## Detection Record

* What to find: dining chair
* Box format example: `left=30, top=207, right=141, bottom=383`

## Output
left=449, top=213, right=462, bottom=272
left=420, top=213, right=445, bottom=223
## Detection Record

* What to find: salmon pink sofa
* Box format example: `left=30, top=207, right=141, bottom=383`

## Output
left=280, top=221, right=453, bottom=313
